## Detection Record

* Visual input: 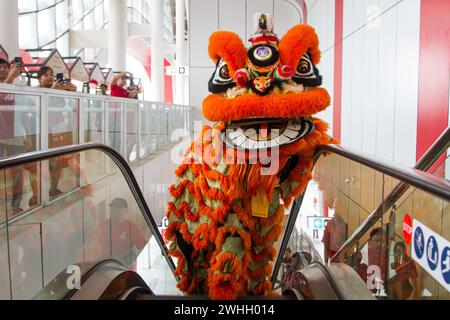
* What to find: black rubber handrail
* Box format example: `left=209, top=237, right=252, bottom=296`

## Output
left=0, top=143, right=176, bottom=276
left=63, top=259, right=124, bottom=300
left=308, top=261, right=345, bottom=300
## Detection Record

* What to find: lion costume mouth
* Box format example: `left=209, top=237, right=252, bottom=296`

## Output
left=203, top=24, right=329, bottom=149
left=221, top=117, right=315, bottom=150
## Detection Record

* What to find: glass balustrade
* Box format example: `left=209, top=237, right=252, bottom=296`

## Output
left=0, top=148, right=178, bottom=300
left=276, top=150, right=450, bottom=300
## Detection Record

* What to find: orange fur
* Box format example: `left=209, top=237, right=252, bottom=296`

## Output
left=193, top=224, right=210, bottom=250
left=202, top=87, right=330, bottom=122
left=279, top=24, right=321, bottom=68
left=208, top=31, right=247, bottom=76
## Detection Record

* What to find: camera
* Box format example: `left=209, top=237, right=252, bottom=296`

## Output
left=56, top=73, right=64, bottom=82
left=14, top=57, right=23, bottom=68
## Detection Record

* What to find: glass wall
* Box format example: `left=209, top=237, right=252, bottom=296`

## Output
left=277, top=152, right=450, bottom=300
left=1, top=149, right=177, bottom=299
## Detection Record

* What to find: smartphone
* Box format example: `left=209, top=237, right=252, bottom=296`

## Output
left=56, top=73, right=64, bottom=82
left=14, top=57, right=23, bottom=68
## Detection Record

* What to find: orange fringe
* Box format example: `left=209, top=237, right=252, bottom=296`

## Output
left=253, top=280, right=273, bottom=296
left=247, top=263, right=273, bottom=280
left=208, top=31, right=247, bottom=76
left=208, top=252, right=243, bottom=300
left=251, top=223, right=283, bottom=247
left=215, top=226, right=252, bottom=252
left=259, top=205, right=285, bottom=228
left=169, top=248, right=190, bottom=279
left=193, top=224, right=209, bottom=250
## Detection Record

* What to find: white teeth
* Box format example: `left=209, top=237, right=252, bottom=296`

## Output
left=278, top=135, right=291, bottom=145
left=233, top=134, right=246, bottom=146
left=227, top=130, right=241, bottom=140
left=226, top=87, right=248, bottom=98
left=288, top=124, right=302, bottom=131
left=244, top=128, right=258, bottom=139
left=284, top=129, right=299, bottom=139
left=281, top=82, right=305, bottom=93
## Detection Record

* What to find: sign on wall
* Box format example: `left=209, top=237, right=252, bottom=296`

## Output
left=165, top=66, right=190, bottom=76
left=307, top=216, right=331, bottom=230
left=412, top=219, right=450, bottom=292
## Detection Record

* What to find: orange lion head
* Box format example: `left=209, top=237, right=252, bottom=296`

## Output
left=202, top=16, right=331, bottom=151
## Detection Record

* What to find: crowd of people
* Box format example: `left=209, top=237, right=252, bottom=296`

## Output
left=0, top=58, right=144, bottom=216
left=0, top=58, right=142, bottom=99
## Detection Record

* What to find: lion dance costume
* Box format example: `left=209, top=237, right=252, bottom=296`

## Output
left=165, top=14, right=336, bottom=300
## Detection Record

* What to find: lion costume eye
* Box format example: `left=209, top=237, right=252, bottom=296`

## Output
left=292, top=52, right=322, bottom=87
left=208, top=59, right=236, bottom=93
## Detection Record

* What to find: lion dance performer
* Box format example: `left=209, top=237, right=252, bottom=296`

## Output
left=165, top=13, right=336, bottom=300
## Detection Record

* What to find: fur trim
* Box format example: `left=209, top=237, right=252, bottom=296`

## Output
left=208, top=253, right=243, bottom=300
left=208, top=273, right=241, bottom=300
left=251, top=223, right=283, bottom=246
left=208, top=31, right=247, bottom=76
left=247, top=263, right=273, bottom=280
left=279, top=24, right=321, bottom=68
left=253, top=279, right=273, bottom=295
left=193, top=223, right=209, bottom=250
left=259, top=205, right=285, bottom=228
left=202, top=87, right=330, bottom=122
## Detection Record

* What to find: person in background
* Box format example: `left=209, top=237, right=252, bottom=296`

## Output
left=0, top=58, right=26, bottom=214
left=99, top=84, right=108, bottom=96
left=389, top=241, right=422, bottom=300
left=0, top=58, right=22, bottom=85
left=37, top=66, right=77, bottom=92
left=100, top=198, right=148, bottom=270
left=35, top=66, right=77, bottom=201
left=128, top=85, right=139, bottom=100
left=110, top=72, right=135, bottom=99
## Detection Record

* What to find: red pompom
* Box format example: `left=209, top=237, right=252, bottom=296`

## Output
left=234, top=69, right=249, bottom=87
left=277, top=65, right=294, bottom=80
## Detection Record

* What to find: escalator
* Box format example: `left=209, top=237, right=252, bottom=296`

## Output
left=272, top=128, right=450, bottom=300
left=2, top=127, right=449, bottom=300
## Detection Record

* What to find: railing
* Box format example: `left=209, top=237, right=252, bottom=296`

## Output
left=0, top=144, right=178, bottom=299
left=0, top=83, right=197, bottom=218
left=328, top=127, right=450, bottom=262
left=0, top=83, right=195, bottom=161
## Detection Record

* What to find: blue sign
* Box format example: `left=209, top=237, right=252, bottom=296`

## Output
left=426, top=236, right=439, bottom=271
left=414, top=226, right=425, bottom=259
left=441, top=247, right=450, bottom=285
left=314, top=219, right=323, bottom=229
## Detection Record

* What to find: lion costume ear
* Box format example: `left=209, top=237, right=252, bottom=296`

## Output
left=208, top=31, right=247, bottom=77
left=278, top=24, right=321, bottom=70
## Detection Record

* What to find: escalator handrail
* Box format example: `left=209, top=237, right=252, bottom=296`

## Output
left=325, top=127, right=450, bottom=262
left=62, top=259, right=125, bottom=300
left=0, top=143, right=176, bottom=275
left=316, top=144, right=450, bottom=200
left=272, top=137, right=450, bottom=284
left=307, top=261, right=345, bottom=300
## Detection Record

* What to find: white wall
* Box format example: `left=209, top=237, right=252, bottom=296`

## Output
left=188, top=0, right=304, bottom=110
left=308, top=0, right=421, bottom=167
left=308, top=0, right=335, bottom=135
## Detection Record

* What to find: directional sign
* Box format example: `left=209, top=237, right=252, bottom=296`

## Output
left=165, top=66, right=190, bottom=76
left=307, top=216, right=331, bottom=230
left=412, top=219, right=450, bottom=292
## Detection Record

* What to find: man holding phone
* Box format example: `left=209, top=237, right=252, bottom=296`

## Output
left=0, top=58, right=27, bottom=214
left=0, top=58, right=23, bottom=85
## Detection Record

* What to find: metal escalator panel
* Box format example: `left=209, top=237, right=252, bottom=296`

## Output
left=0, top=144, right=177, bottom=300
left=283, top=261, right=374, bottom=300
